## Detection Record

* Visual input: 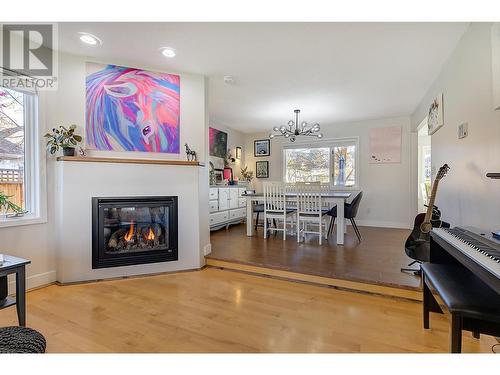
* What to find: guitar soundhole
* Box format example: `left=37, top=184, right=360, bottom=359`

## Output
left=420, top=222, right=432, bottom=233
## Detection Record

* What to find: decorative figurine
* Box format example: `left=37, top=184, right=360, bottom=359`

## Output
left=184, top=143, right=198, bottom=161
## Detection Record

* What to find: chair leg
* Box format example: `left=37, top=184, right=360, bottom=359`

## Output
left=450, top=314, right=462, bottom=353
left=472, top=331, right=480, bottom=339
left=327, top=217, right=336, bottom=238
left=283, top=215, right=286, bottom=241
left=297, top=215, right=301, bottom=243
left=351, top=218, right=361, bottom=242
left=264, top=215, right=267, bottom=239
left=319, top=218, right=322, bottom=245
left=255, top=212, right=260, bottom=230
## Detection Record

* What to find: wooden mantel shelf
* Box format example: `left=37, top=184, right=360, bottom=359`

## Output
left=56, top=156, right=204, bottom=167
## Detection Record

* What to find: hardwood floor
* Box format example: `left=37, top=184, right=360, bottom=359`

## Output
left=208, top=224, right=420, bottom=290
left=0, top=268, right=495, bottom=352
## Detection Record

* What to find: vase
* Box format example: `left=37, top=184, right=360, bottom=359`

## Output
left=63, top=147, right=75, bottom=156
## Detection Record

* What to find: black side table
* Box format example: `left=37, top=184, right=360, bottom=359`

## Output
left=0, top=255, right=31, bottom=326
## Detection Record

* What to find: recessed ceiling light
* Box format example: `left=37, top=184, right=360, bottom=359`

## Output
left=160, top=47, right=176, bottom=58
left=78, top=32, right=102, bottom=46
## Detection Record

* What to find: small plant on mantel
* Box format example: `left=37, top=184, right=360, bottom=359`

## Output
left=44, top=125, right=83, bottom=156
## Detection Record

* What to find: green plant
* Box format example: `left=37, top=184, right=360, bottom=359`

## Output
left=0, top=191, right=25, bottom=215
left=240, top=166, right=254, bottom=182
left=44, top=125, right=83, bottom=154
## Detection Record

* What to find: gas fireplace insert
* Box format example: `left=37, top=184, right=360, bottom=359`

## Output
left=92, top=196, right=178, bottom=269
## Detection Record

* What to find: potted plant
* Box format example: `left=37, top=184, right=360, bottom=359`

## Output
left=0, top=191, right=26, bottom=218
left=44, top=125, right=83, bottom=156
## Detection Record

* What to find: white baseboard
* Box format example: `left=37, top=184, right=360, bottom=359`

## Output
left=355, top=219, right=412, bottom=229
left=7, top=270, right=57, bottom=295
left=255, top=218, right=411, bottom=230
left=203, top=243, right=212, bottom=255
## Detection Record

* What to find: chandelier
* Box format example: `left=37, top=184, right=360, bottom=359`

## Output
left=269, top=109, right=323, bottom=142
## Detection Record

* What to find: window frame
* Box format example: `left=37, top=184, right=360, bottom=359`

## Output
left=0, top=86, right=46, bottom=228
left=282, top=137, right=360, bottom=190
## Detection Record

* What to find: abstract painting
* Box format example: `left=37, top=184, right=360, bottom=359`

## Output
left=86, top=62, right=180, bottom=153
left=369, top=126, right=402, bottom=164
left=209, top=127, right=227, bottom=158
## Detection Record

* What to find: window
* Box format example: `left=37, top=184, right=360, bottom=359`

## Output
left=283, top=138, right=358, bottom=188
left=0, top=85, right=41, bottom=223
left=332, top=142, right=357, bottom=187
left=284, top=147, right=330, bottom=183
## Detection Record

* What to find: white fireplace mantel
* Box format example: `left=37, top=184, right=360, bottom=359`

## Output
left=54, top=159, right=209, bottom=283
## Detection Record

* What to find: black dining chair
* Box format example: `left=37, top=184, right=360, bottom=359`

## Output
left=253, top=204, right=276, bottom=231
left=326, top=191, right=363, bottom=242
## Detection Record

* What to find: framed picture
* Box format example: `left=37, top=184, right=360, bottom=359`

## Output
left=214, top=170, right=224, bottom=184
left=209, top=127, right=228, bottom=158
left=86, top=62, right=180, bottom=153
left=427, top=93, right=444, bottom=135
left=256, top=161, right=269, bottom=178
left=254, top=139, right=270, bottom=157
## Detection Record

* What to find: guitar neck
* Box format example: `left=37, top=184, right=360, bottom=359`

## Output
left=424, top=179, right=440, bottom=223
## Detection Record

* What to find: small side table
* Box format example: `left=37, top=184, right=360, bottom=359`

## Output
left=0, top=255, right=31, bottom=326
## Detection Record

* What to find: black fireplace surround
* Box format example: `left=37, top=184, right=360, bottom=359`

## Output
left=92, top=196, right=178, bottom=269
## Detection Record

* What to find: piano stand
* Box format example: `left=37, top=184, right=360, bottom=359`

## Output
left=422, top=263, right=500, bottom=353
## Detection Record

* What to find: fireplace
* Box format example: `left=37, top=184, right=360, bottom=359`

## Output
left=92, top=196, right=178, bottom=269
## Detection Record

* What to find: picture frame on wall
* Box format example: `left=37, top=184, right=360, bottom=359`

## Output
left=214, top=170, right=224, bottom=184
left=256, top=161, right=269, bottom=178
left=427, top=93, right=444, bottom=135
left=254, top=139, right=270, bottom=157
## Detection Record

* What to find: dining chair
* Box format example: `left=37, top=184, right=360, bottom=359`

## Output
left=295, top=182, right=330, bottom=245
left=327, top=191, right=363, bottom=242
left=263, top=182, right=295, bottom=240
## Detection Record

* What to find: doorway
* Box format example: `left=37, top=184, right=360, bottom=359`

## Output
left=417, top=118, right=431, bottom=213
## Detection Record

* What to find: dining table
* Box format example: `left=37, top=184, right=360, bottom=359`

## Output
left=242, top=191, right=352, bottom=245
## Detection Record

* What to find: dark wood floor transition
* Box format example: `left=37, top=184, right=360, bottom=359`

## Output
left=207, top=224, right=420, bottom=291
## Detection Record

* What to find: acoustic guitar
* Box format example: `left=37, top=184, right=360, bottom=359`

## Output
left=404, top=164, right=450, bottom=263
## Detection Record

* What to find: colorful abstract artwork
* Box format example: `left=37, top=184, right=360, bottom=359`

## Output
left=209, top=127, right=227, bottom=158
left=369, top=126, right=402, bottom=164
left=86, top=62, right=180, bottom=153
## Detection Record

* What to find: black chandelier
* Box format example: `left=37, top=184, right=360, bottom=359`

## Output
left=269, top=109, right=323, bottom=142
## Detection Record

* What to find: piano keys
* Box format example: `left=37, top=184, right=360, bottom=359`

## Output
left=431, top=227, right=500, bottom=294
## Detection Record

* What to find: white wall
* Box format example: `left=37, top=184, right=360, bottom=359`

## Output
left=1, top=51, right=209, bottom=290
left=412, top=23, right=500, bottom=230
left=244, top=116, right=413, bottom=228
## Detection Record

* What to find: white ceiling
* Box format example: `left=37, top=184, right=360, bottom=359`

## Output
left=57, top=22, right=468, bottom=133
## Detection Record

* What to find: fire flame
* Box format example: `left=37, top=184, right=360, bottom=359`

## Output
left=146, top=227, right=155, bottom=241
left=124, top=221, right=135, bottom=242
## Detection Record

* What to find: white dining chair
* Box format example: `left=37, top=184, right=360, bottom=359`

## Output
left=295, top=182, right=330, bottom=245
left=263, top=182, right=295, bottom=240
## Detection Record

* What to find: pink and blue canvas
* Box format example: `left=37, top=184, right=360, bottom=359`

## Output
left=86, top=63, right=180, bottom=153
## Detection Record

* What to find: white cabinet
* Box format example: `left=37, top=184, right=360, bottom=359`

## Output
left=229, top=189, right=239, bottom=209
left=239, top=198, right=246, bottom=208
left=209, top=188, right=218, bottom=200
left=209, top=200, right=218, bottom=213
left=210, top=211, right=229, bottom=226
left=229, top=207, right=246, bottom=220
left=218, top=188, right=229, bottom=210
left=209, top=186, right=247, bottom=230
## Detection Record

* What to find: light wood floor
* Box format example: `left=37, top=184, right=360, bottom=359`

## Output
left=0, top=268, right=495, bottom=353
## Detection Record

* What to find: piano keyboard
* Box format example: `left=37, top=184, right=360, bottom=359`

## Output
left=432, top=227, right=500, bottom=279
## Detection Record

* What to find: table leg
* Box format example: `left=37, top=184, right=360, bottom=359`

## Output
left=15, top=266, right=26, bottom=326
left=336, top=199, right=345, bottom=245
left=246, top=198, right=255, bottom=236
